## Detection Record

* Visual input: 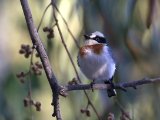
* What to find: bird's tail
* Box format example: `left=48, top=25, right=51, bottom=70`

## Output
left=107, top=88, right=116, bottom=97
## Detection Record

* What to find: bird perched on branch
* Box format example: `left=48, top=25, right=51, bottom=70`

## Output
left=77, top=31, right=116, bottom=97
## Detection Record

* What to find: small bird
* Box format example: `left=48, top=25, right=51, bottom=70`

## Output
left=77, top=31, right=116, bottom=97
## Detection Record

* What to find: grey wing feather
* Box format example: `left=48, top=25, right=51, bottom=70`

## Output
left=106, top=45, right=116, bottom=64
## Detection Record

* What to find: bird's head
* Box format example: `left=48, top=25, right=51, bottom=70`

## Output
left=84, top=31, right=107, bottom=45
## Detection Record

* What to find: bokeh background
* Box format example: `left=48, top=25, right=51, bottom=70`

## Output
left=0, top=0, right=160, bottom=120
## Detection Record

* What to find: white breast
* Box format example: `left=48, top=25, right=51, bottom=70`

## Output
left=78, top=45, right=116, bottom=82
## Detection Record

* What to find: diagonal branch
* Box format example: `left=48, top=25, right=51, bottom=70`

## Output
left=20, top=0, right=62, bottom=120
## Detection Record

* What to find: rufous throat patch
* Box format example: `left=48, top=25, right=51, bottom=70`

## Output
left=79, top=44, right=104, bottom=57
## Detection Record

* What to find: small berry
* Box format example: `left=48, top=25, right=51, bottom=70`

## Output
left=43, top=27, right=49, bottom=32
left=47, top=33, right=54, bottom=39
left=19, top=49, right=25, bottom=54
left=23, top=98, right=29, bottom=107
left=86, top=110, right=90, bottom=117
left=21, top=44, right=26, bottom=49
left=35, top=101, right=41, bottom=111
left=35, top=62, right=42, bottom=69
left=80, top=108, right=85, bottom=113
left=107, top=113, right=115, bottom=120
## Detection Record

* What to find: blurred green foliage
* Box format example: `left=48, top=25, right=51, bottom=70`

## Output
left=0, top=0, right=160, bottom=120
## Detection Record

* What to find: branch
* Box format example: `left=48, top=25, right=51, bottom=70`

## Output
left=60, top=77, right=160, bottom=93
left=20, top=0, right=62, bottom=120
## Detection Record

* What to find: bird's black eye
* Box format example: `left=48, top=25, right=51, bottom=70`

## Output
left=95, top=37, right=100, bottom=41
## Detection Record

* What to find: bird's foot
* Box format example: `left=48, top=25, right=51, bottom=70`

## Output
left=90, top=81, right=95, bottom=92
left=104, top=80, right=116, bottom=97
left=104, top=80, right=114, bottom=88
left=105, top=80, right=127, bottom=92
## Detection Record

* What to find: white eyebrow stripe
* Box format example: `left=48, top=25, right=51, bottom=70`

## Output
left=90, top=34, right=96, bottom=38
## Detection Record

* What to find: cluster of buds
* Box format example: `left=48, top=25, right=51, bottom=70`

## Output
left=107, top=113, right=115, bottom=120
left=43, top=27, right=54, bottom=39
left=80, top=108, right=90, bottom=117
left=16, top=72, right=26, bottom=83
left=23, top=97, right=41, bottom=111
left=19, top=44, right=33, bottom=58
left=31, top=61, right=43, bottom=75
left=120, top=111, right=130, bottom=120
left=18, top=44, right=43, bottom=112
left=68, top=78, right=78, bottom=85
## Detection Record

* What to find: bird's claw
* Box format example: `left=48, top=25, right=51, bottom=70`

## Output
left=90, top=81, right=95, bottom=92
left=104, top=80, right=114, bottom=88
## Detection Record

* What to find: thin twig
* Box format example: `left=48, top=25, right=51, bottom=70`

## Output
left=115, top=100, right=132, bottom=120
left=146, top=0, right=155, bottom=28
left=83, top=91, right=101, bottom=120
left=20, top=0, right=62, bottom=120
left=37, top=3, right=51, bottom=31
left=52, top=1, right=80, bottom=48
left=51, top=1, right=80, bottom=83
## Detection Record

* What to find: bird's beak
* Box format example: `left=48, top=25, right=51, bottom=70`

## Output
left=84, top=34, right=90, bottom=40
